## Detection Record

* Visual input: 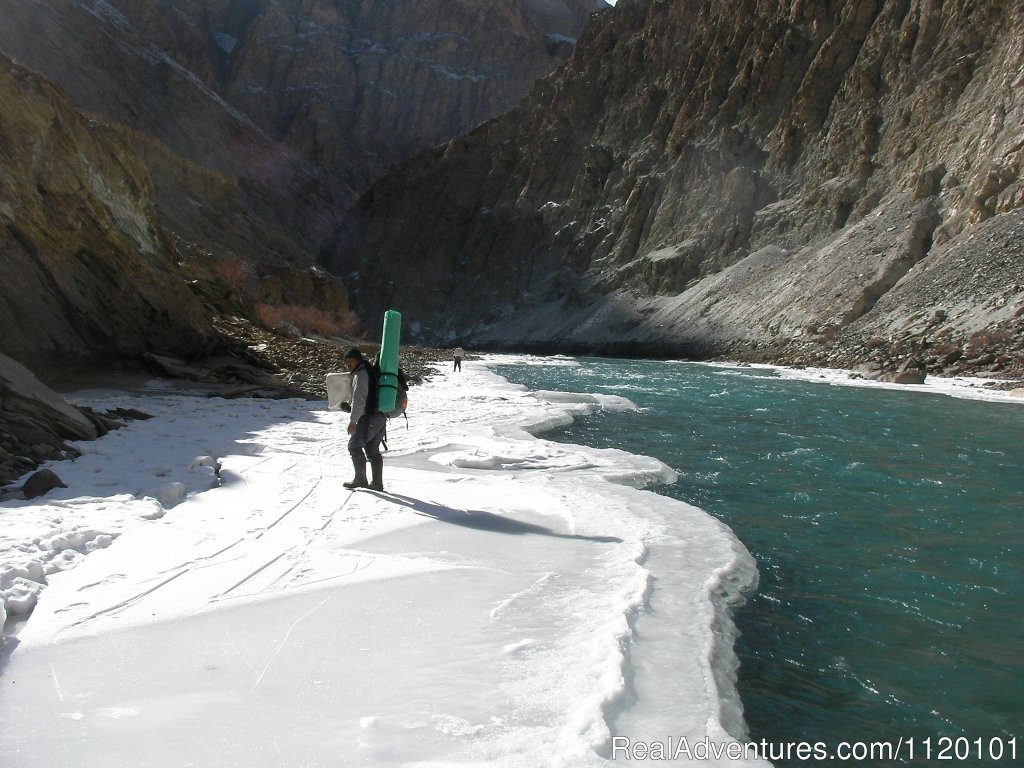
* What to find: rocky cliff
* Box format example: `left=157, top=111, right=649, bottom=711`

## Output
left=0, top=0, right=600, bottom=353
left=0, top=0, right=600, bottom=236
left=99, top=0, right=605, bottom=192
left=0, top=55, right=216, bottom=379
left=0, top=0, right=350, bottom=272
left=337, top=0, right=1024, bottom=375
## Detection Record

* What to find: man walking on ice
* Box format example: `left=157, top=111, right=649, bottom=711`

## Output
left=342, top=347, right=386, bottom=491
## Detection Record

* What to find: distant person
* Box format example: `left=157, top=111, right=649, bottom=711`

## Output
left=341, top=347, right=386, bottom=491
left=453, top=347, right=464, bottom=372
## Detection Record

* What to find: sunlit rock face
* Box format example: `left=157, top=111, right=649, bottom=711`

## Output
left=0, top=55, right=216, bottom=378
left=337, top=0, right=1024, bottom=373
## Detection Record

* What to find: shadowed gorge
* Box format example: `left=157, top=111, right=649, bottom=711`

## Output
left=0, top=0, right=602, bottom=373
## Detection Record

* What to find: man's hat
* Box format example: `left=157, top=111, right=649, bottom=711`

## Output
left=344, top=347, right=362, bottom=360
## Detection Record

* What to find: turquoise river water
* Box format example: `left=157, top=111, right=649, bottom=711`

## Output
left=493, top=358, right=1023, bottom=766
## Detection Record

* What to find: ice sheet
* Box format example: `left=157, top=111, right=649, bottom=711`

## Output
left=0, top=359, right=766, bottom=766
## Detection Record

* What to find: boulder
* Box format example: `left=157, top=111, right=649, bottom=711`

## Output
left=879, top=358, right=927, bottom=385
left=0, top=352, right=97, bottom=444
left=21, top=468, right=67, bottom=500
left=0, top=352, right=98, bottom=488
left=879, top=369, right=927, bottom=385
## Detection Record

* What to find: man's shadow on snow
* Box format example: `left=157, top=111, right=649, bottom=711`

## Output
left=381, top=492, right=622, bottom=544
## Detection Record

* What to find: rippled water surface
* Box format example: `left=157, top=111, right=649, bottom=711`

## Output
left=493, top=358, right=1024, bottom=765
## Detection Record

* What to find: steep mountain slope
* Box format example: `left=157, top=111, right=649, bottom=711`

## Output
left=0, top=0, right=351, bottom=265
left=99, top=0, right=606, bottom=192
left=0, top=55, right=215, bottom=378
left=337, top=0, right=1024, bottom=373
left=0, top=0, right=602, bottom=215
left=0, top=0, right=600, bottom=362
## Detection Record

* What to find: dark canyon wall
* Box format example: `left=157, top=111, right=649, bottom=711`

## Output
left=337, top=0, right=1024, bottom=372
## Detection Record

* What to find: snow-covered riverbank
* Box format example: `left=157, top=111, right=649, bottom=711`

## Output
left=1, top=358, right=765, bottom=767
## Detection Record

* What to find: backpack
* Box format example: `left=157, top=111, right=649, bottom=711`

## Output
left=371, top=360, right=410, bottom=424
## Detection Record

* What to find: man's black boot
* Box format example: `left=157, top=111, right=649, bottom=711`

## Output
left=345, top=456, right=368, bottom=489
left=369, top=457, right=384, bottom=492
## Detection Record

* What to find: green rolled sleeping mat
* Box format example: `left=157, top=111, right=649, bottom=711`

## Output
left=377, top=309, right=401, bottom=412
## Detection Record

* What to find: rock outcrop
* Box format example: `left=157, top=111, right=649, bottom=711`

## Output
left=0, top=55, right=217, bottom=379
left=336, top=0, right=1024, bottom=376
left=0, top=352, right=97, bottom=489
